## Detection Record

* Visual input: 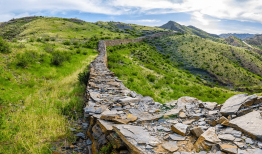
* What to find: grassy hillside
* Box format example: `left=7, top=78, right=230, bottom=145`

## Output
left=245, top=35, right=262, bottom=50
left=0, top=17, right=148, bottom=153
left=224, top=36, right=247, bottom=47
left=107, top=42, right=238, bottom=104
left=147, top=34, right=262, bottom=90
left=96, top=21, right=167, bottom=37
left=159, top=21, right=223, bottom=43
left=0, top=17, right=136, bottom=41
left=219, top=33, right=256, bottom=39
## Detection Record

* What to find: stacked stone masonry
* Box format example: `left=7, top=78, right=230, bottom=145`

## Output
left=84, top=32, right=262, bottom=154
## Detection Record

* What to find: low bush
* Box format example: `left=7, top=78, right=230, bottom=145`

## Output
left=73, top=41, right=79, bottom=46
left=63, top=40, right=71, bottom=45
left=83, top=36, right=99, bottom=49
left=78, top=69, right=90, bottom=85
left=29, top=38, right=34, bottom=42
left=82, top=51, right=88, bottom=55
left=44, top=37, right=50, bottom=41
left=76, top=48, right=81, bottom=54
left=147, top=74, right=156, bottom=82
left=36, top=38, right=42, bottom=42
left=51, top=50, right=71, bottom=66
left=16, top=50, right=39, bottom=68
left=44, top=44, right=55, bottom=53
left=0, top=37, right=11, bottom=53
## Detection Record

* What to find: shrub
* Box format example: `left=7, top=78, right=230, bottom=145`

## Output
left=73, top=41, right=79, bottom=46
left=51, top=38, right=56, bottom=41
left=51, top=50, right=71, bottom=66
left=12, top=39, right=18, bottom=43
left=36, top=38, right=42, bottom=42
left=76, top=48, right=81, bottom=54
left=83, top=36, right=99, bottom=49
left=78, top=70, right=90, bottom=85
left=16, top=50, right=39, bottom=67
left=69, top=46, right=74, bottom=50
left=29, top=38, right=34, bottom=42
left=44, top=44, right=55, bottom=53
left=63, top=40, right=71, bottom=45
left=82, top=51, right=88, bottom=55
left=147, top=74, right=156, bottom=82
left=0, top=37, right=11, bottom=53
left=44, top=37, right=50, bottom=41
left=18, top=43, right=26, bottom=48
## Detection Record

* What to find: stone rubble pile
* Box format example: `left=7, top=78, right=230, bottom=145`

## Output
left=70, top=33, right=262, bottom=154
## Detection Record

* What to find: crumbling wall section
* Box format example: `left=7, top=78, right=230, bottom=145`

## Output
left=85, top=32, right=173, bottom=154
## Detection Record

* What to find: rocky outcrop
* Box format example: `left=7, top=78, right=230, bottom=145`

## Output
left=80, top=32, right=262, bottom=154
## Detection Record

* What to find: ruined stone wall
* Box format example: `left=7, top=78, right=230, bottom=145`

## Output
left=83, top=32, right=262, bottom=154
left=85, top=32, right=173, bottom=154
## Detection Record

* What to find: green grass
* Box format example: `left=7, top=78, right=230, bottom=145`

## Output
left=0, top=17, right=122, bottom=154
left=148, top=34, right=262, bottom=89
left=19, top=17, right=136, bottom=41
left=1, top=17, right=164, bottom=153
left=96, top=21, right=167, bottom=37
left=0, top=39, right=98, bottom=153
left=107, top=42, right=238, bottom=104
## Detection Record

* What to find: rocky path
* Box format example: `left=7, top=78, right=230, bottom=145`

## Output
left=64, top=33, right=262, bottom=154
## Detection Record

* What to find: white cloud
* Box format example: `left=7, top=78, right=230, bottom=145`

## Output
left=1, top=0, right=262, bottom=27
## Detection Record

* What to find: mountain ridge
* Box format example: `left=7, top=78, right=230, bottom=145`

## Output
left=159, top=21, right=221, bottom=42
left=219, top=33, right=260, bottom=40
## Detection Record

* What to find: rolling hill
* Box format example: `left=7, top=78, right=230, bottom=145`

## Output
left=159, top=21, right=222, bottom=42
left=245, top=34, right=262, bottom=50
left=224, top=35, right=247, bottom=47
left=96, top=21, right=167, bottom=37
left=146, top=33, right=262, bottom=91
left=219, top=33, right=257, bottom=40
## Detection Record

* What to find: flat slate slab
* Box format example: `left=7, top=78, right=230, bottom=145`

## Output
left=220, top=94, right=257, bottom=116
left=113, top=125, right=159, bottom=154
left=229, top=111, right=262, bottom=141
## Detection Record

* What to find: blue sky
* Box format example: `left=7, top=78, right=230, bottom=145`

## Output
left=1, top=0, right=262, bottom=34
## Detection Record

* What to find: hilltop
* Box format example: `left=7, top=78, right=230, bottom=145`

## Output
left=219, top=33, right=257, bottom=40
left=224, top=35, right=247, bottom=47
left=160, top=21, right=222, bottom=42
left=245, top=34, right=262, bottom=50
left=96, top=21, right=167, bottom=37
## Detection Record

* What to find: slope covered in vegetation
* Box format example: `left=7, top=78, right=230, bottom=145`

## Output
left=160, top=21, right=222, bottom=42
left=219, top=33, right=256, bottom=39
left=96, top=21, right=167, bottom=37
left=107, top=42, right=238, bottom=104
left=148, top=34, right=262, bottom=91
left=224, top=36, right=247, bottom=47
left=245, top=35, right=262, bottom=50
left=0, top=17, right=147, bottom=153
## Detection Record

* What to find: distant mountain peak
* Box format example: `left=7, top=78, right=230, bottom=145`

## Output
left=219, top=33, right=259, bottom=40
left=159, top=21, right=220, bottom=41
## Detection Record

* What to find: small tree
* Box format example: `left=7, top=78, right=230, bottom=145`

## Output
left=0, top=37, right=11, bottom=53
